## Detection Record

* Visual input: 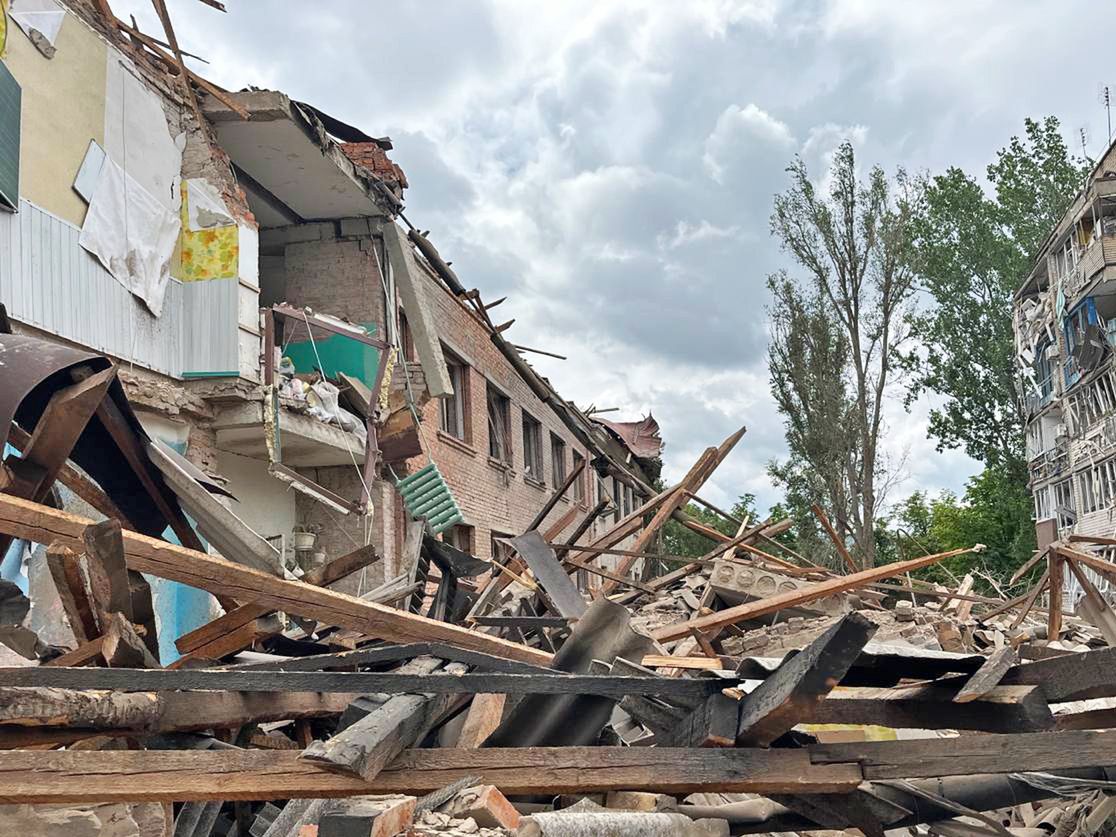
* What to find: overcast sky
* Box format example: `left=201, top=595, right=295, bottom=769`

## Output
left=114, top=0, right=1115, bottom=513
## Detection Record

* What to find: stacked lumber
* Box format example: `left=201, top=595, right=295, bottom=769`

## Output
left=6, top=411, right=1116, bottom=837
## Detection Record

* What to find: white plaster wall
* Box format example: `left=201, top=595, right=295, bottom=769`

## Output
left=216, top=451, right=297, bottom=565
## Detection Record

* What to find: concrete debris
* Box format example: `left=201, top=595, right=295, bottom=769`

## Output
left=3, top=2, right=1116, bottom=837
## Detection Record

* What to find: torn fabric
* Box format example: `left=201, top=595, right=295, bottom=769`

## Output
left=8, top=0, right=63, bottom=48
left=79, top=158, right=180, bottom=316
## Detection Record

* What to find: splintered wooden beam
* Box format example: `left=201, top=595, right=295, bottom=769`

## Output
left=811, top=503, right=858, bottom=574
left=815, top=683, right=1052, bottom=733
left=0, top=685, right=357, bottom=735
left=810, top=729, right=1116, bottom=781
left=954, top=647, right=1019, bottom=704
left=654, top=546, right=979, bottom=641
left=45, top=543, right=98, bottom=645
left=736, top=612, right=876, bottom=746
left=300, top=658, right=463, bottom=781
left=174, top=544, right=380, bottom=654
left=0, top=747, right=863, bottom=802
left=998, top=645, right=1116, bottom=702
left=0, top=494, right=550, bottom=665
left=0, top=668, right=720, bottom=700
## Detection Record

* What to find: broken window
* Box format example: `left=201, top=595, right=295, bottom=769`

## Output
left=572, top=452, right=586, bottom=503
left=1034, top=485, right=1053, bottom=521
left=487, top=384, right=512, bottom=464
left=440, top=350, right=469, bottom=442
left=550, top=434, right=567, bottom=489
left=1080, top=468, right=1099, bottom=514
left=611, top=477, right=622, bottom=523
left=491, top=531, right=514, bottom=563
left=443, top=524, right=474, bottom=555
left=522, top=412, right=543, bottom=482
left=623, top=484, right=633, bottom=517
left=1054, top=478, right=1077, bottom=531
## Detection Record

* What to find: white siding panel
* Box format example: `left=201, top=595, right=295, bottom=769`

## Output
left=0, top=200, right=244, bottom=378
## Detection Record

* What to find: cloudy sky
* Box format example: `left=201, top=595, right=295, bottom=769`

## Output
left=116, top=0, right=1112, bottom=512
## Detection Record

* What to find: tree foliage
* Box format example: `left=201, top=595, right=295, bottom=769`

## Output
left=906, top=116, right=1087, bottom=470
left=768, top=140, right=918, bottom=568
left=876, top=465, right=1039, bottom=592
left=660, top=494, right=758, bottom=560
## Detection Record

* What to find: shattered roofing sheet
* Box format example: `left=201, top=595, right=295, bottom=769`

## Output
left=593, top=414, right=663, bottom=460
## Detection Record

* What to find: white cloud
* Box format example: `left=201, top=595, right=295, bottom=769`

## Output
left=108, top=0, right=1109, bottom=510
left=703, top=103, right=796, bottom=183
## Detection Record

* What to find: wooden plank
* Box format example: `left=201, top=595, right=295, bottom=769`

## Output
left=300, top=658, right=460, bottom=781
left=1048, top=551, right=1063, bottom=640
left=168, top=618, right=274, bottom=669
left=504, top=530, right=585, bottom=619
left=0, top=747, right=864, bottom=802
left=653, top=546, right=979, bottom=642
left=174, top=544, right=381, bottom=654
left=83, top=518, right=132, bottom=621
left=1009, top=568, right=1050, bottom=629
left=0, top=667, right=721, bottom=700
left=954, top=647, right=1018, bottom=704
left=810, top=729, right=1116, bottom=780
left=0, top=493, right=550, bottom=665
left=101, top=612, right=159, bottom=668
left=815, top=683, right=1052, bottom=733
left=45, top=636, right=105, bottom=667
left=811, top=504, right=858, bottom=573
left=999, top=646, right=1116, bottom=702
left=455, top=693, right=505, bottom=749
left=526, top=457, right=585, bottom=533
left=641, top=655, right=724, bottom=671
left=229, top=642, right=555, bottom=677
left=45, top=542, right=97, bottom=644
left=736, top=612, right=876, bottom=746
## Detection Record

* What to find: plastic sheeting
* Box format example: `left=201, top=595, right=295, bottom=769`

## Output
left=78, top=157, right=180, bottom=316
left=8, top=0, right=64, bottom=48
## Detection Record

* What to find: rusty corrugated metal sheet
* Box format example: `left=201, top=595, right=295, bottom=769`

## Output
left=593, top=414, right=663, bottom=460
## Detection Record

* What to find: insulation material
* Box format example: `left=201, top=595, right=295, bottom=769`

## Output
left=183, top=177, right=234, bottom=231
left=174, top=180, right=238, bottom=282
left=8, top=0, right=64, bottom=47
left=78, top=157, right=180, bottom=316
left=103, top=56, right=182, bottom=214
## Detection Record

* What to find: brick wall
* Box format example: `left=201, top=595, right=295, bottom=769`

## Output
left=397, top=262, right=617, bottom=562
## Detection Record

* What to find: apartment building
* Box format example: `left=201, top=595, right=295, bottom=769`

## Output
left=1015, top=138, right=1116, bottom=604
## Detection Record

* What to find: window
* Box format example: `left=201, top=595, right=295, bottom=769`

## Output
left=443, top=524, right=474, bottom=555
left=522, top=412, right=543, bottom=481
left=487, top=384, right=512, bottom=463
left=1054, top=479, right=1076, bottom=531
left=550, top=434, right=567, bottom=489
left=1080, top=468, right=1099, bottom=514
left=1032, top=339, right=1053, bottom=409
left=0, top=61, right=20, bottom=211
left=1063, top=298, right=1099, bottom=388
left=398, top=313, right=416, bottom=362
left=572, top=452, right=586, bottom=503
left=623, top=484, right=633, bottom=517
left=440, top=350, right=469, bottom=441
left=1034, top=485, right=1052, bottom=521
left=491, top=531, right=514, bottom=564
left=612, top=477, right=622, bottom=522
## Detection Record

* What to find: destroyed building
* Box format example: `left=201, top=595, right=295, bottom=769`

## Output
left=5, top=3, right=1116, bottom=837
left=1015, top=135, right=1116, bottom=607
left=0, top=0, right=661, bottom=659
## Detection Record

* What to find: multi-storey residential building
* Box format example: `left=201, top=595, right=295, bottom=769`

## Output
left=1015, top=139, right=1116, bottom=604
left=0, top=0, right=661, bottom=660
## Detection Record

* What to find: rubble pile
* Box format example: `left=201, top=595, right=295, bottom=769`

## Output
left=3, top=349, right=1116, bottom=837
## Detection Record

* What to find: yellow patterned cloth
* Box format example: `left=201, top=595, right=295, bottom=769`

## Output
left=1, top=0, right=8, bottom=58
left=174, top=181, right=239, bottom=281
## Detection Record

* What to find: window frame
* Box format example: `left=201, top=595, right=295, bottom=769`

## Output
left=439, top=349, right=470, bottom=442
left=486, top=383, right=512, bottom=464
left=572, top=452, right=586, bottom=503
left=521, top=411, right=544, bottom=483
left=550, top=433, right=567, bottom=489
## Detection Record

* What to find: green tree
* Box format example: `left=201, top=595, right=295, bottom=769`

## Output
left=768, top=140, right=918, bottom=569
left=907, top=117, right=1087, bottom=471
